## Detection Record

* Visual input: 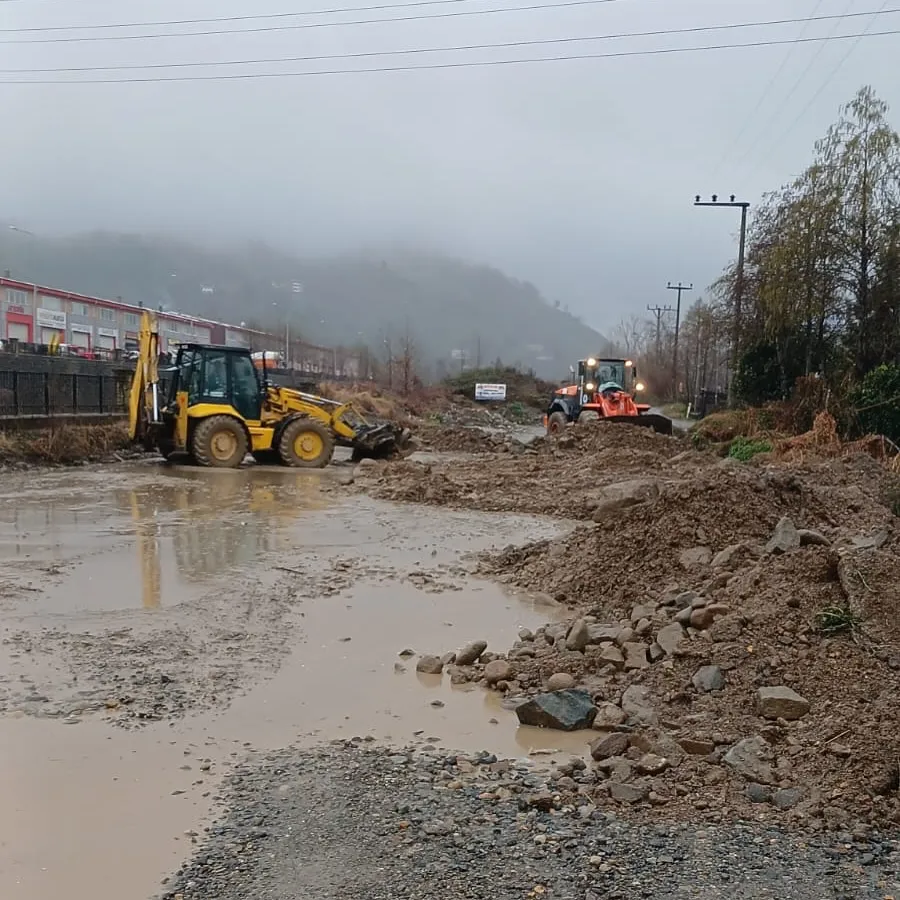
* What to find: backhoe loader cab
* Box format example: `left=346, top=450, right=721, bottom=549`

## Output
left=544, top=356, right=672, bottom=436
left=129, top=311, right=413, bottom=469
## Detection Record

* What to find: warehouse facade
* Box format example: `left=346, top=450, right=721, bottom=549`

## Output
left=0, top=276, right=259, bottom=353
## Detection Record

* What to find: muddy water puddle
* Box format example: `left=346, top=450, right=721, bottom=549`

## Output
left=0, top=462, right=581, bottom=900
left=0, top=464, right=332, bottom=614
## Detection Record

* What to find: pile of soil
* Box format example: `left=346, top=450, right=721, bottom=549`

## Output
left=414, top=424, right=516, bottom=454
left=359, top=421, right=693, bottom=519
left=356, top=419, right=900, bottom=830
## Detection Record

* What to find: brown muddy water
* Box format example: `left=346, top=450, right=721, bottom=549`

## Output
left=0, top=461, right=583, bottom=900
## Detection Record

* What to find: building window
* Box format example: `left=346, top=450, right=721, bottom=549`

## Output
left=39, top=295, right=63, bottom=312
left=70, top=301, right=90, bottom=317
left=6, top=289, right=29, bottom=307
left=124, top=313, right=141, bottom=328
left=99, top=307, right=118, bottom=322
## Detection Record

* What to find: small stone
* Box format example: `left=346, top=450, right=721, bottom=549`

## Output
left=609, top=781, right=648, bottom=804
left=746, top=782, right=772, bottom=804
left=590, top=732, right=629, bottom=760
left=798, top=529, right=830, bottom=547
left=399, top=648, right=416, bottom=658
left=708, top=614, right=744, bottom=642
left=483, top=660, right=512, bottom=685
left=755, top=686, right=810, bottom=721
left=566, top=619, right=590, bottom=652
left=592, top=702, right=627, bottom=730
left=547, top=672, right=576, bottom=692
left=430, top=699, right=445, bottom=708
left=774, top=787, right=803, bottom=810
left=620, top=684, right=658, bottom=725
left=711, top=543, right=744, bottom=568
left=678, top=738, right=715, bottom=756
left=679, top=546, right=712, bottom=568
left=518, top=627, right=535, bottom=642
left=655, top=622, right=687, bottom=656
left=724, top=735, right=776, bottom=784
left=455, top=640, right=488, bottom=666
left=692, top=665, right=726, bottom=693
left=689, top=607, right=716, bottom=630
left=416, top=655, right=444, bottom=675
left=675, top=607, right=694, bottom=626
left=636, top=753, right=669, bottom=775
left=599, top=645, right=625, bottom=668
left=648, top=642, right=665, bottom=663
left=630, top=603, right=657, bottom=624
left=622, top=642, right=649, bottom=670
left=766, top=516, right=800, bottom=554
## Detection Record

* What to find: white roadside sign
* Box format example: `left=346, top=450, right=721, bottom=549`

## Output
left=474, top=383, right=507, bottom=401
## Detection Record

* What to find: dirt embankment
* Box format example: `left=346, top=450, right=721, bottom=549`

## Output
left=0, top=422, right=139, bottom=467
left=353, top=420, right=900, bottom=831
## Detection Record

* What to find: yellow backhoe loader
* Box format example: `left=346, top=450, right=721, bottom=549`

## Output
left=128, top=311, right=413, bottom=468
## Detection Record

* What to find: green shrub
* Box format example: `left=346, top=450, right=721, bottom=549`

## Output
left=850, top=363, right=900, bottom=441
left=728, top=435, right=773, bottom=462
left=816, top=605, right=863, bottom=636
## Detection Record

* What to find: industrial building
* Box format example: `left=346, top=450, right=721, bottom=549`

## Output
left=0, top=276, right=258, bottom=354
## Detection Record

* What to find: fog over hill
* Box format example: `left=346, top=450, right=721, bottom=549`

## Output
left=0, top=230, right=613, bottom=379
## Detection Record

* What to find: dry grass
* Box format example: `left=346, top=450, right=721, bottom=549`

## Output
left=0, top=422, right=131, bottom=465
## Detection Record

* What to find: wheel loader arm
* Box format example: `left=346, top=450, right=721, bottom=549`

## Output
left=128, top=311, right=162, bottom=442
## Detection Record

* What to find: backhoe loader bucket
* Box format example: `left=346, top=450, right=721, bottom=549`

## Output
left=350, top=423, right=416, bottom=462
left=605, top=413, right=673, bottom=436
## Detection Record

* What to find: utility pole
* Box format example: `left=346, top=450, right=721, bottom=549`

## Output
left=666, top=282, right=692, bottom=400
left=694, top=194, right=750, bottom=407
left=646, top=303, right=674, bottom=363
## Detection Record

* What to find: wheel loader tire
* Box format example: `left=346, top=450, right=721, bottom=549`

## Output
left=577, top=410, right=600, bottom=425
left=278, top=418, right=335, bottom=468
left=547, top=411, right=568, bottom=435
left=191, top=415, right=248, bottom=469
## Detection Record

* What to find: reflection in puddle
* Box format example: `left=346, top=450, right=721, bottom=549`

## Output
left=0, top=466, right=331, bottom=612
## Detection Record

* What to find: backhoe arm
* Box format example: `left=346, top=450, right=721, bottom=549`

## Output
left=128, top=311, right=162, bottom=442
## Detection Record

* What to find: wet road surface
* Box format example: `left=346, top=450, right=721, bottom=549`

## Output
left=0, top=460, right=578, bottom=900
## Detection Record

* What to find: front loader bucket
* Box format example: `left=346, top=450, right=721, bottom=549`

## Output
left=606, top=413, right=673, bottom=436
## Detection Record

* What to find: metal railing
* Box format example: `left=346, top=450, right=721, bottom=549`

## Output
left=0, top=370, right=132, bottom=419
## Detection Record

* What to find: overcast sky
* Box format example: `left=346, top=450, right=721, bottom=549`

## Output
left=1, top=0, right=898, bottom=331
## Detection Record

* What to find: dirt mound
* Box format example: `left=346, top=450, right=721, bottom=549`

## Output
left=353, top=407, right=900, bottom=829
left=414, top=424, right=511, bottom=454
left=359, top=423, right=695, bottom=520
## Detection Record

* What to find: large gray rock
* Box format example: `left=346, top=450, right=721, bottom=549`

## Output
left=755, top=686, right=810, bottom=721
left=692, top=665, right=726, bottom=693
left=609, top=781, right=649, bottom=804
left=766, top=517, right=801, bottom=555
left=623, top=643, right=650, bottom=671
left=515, top=689, right=597, bottom=731
left=724, top=735, right=776, bottom=784
left=591, top=479, right=660, bottom=521
left=620, top=684, right=658, bottom=725
left=455, top=640, right=488, bottom=666
left=565, top=619, right=590, bottom=652
left=655, top=622, right=687, bottom=657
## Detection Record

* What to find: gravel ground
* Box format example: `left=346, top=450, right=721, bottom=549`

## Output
left=161, top=743, right=900, bottom=900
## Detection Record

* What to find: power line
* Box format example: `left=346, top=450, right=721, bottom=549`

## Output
left=2, top=28, right=897, bottom=84
left=6, top=12, right=900, bottom=74
left=0, top=0, right=640, bottom=44
left=3, top=1, right=898, bottom=44
left=728, top=0, right=857, bottom=176
left=774, top=0, right=892, bottom=146
left=0, top=0, right=617, bottom=32
left=710, top=0, right=825, bottom=179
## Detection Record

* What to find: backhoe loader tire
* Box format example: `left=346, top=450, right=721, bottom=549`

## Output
left=577, top=410, right=601, bottom=425
left=547, top=411, right=568, bottom=435
left=191, top=415, right=248, bottom=469
left=278, top=418, right=335, bottom=468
